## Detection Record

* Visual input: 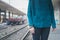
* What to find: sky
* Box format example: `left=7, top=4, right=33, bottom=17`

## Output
left=2, top=0, right=28, bottom=14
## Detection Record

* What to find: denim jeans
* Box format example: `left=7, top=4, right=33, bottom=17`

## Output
left=32, top=27, right=50, bottom=40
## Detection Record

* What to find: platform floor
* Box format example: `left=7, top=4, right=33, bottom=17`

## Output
left=25, top=25, right=60, bottom=40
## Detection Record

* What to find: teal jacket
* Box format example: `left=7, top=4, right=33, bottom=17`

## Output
left=27, top=0, right=56, bottom=28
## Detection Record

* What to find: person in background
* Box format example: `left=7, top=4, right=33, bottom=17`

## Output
left=27, top=0, right=56, bottom=40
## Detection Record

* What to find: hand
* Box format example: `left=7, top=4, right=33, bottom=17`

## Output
left=29, top=27, right=35, bottom=34
left=52, top=28, right=56, bottom=32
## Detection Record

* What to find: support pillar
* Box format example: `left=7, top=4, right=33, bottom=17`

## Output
left=58, top=1, right=60, bottom=24
left=0, top=9, right=1, bottom=22
left=12, top=13, right=13, bottom=17
left=59, top=8, right=60, bottom=24
left=8, top=12, right=10, bottom=19
left=3, top=10, right=6, bottom=22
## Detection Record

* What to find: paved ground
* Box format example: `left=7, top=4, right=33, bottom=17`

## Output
left=48, top=25, right=60, bottom=40
left=4, top=26, right=29, bottom=40
left=24, top=25, right=60, bottom=40
left=0, top=23, right=27, bottom=39
left=0, top=23, right=60, bottom=40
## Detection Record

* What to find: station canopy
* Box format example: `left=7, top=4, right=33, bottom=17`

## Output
left=0, top=1, right=26, bottom=15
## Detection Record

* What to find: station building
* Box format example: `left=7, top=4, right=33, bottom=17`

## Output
left=0, top=0, right=26, bottom=23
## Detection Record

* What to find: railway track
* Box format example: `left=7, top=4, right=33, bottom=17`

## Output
left=0, top=24, right=29, bottom=40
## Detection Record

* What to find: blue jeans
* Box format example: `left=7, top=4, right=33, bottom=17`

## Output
left=32, top=27, right=50, bottom=40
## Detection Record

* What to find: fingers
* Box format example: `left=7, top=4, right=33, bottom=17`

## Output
left=52, top=28, right=56, bottom=32
left=29, top=27, right=35, bottom=34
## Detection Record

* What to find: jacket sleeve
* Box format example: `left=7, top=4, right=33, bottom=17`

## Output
left=27, top=0, right=33, bottom=26
left=49, top=0, right=56, bottom=28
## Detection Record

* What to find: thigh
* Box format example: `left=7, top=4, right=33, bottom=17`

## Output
left=32, top=28, right=41, bottom=40
left=41, top=27, right=50, bottom=40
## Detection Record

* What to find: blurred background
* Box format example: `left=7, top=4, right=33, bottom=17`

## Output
left=0, top=0, right=60, bottom=40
